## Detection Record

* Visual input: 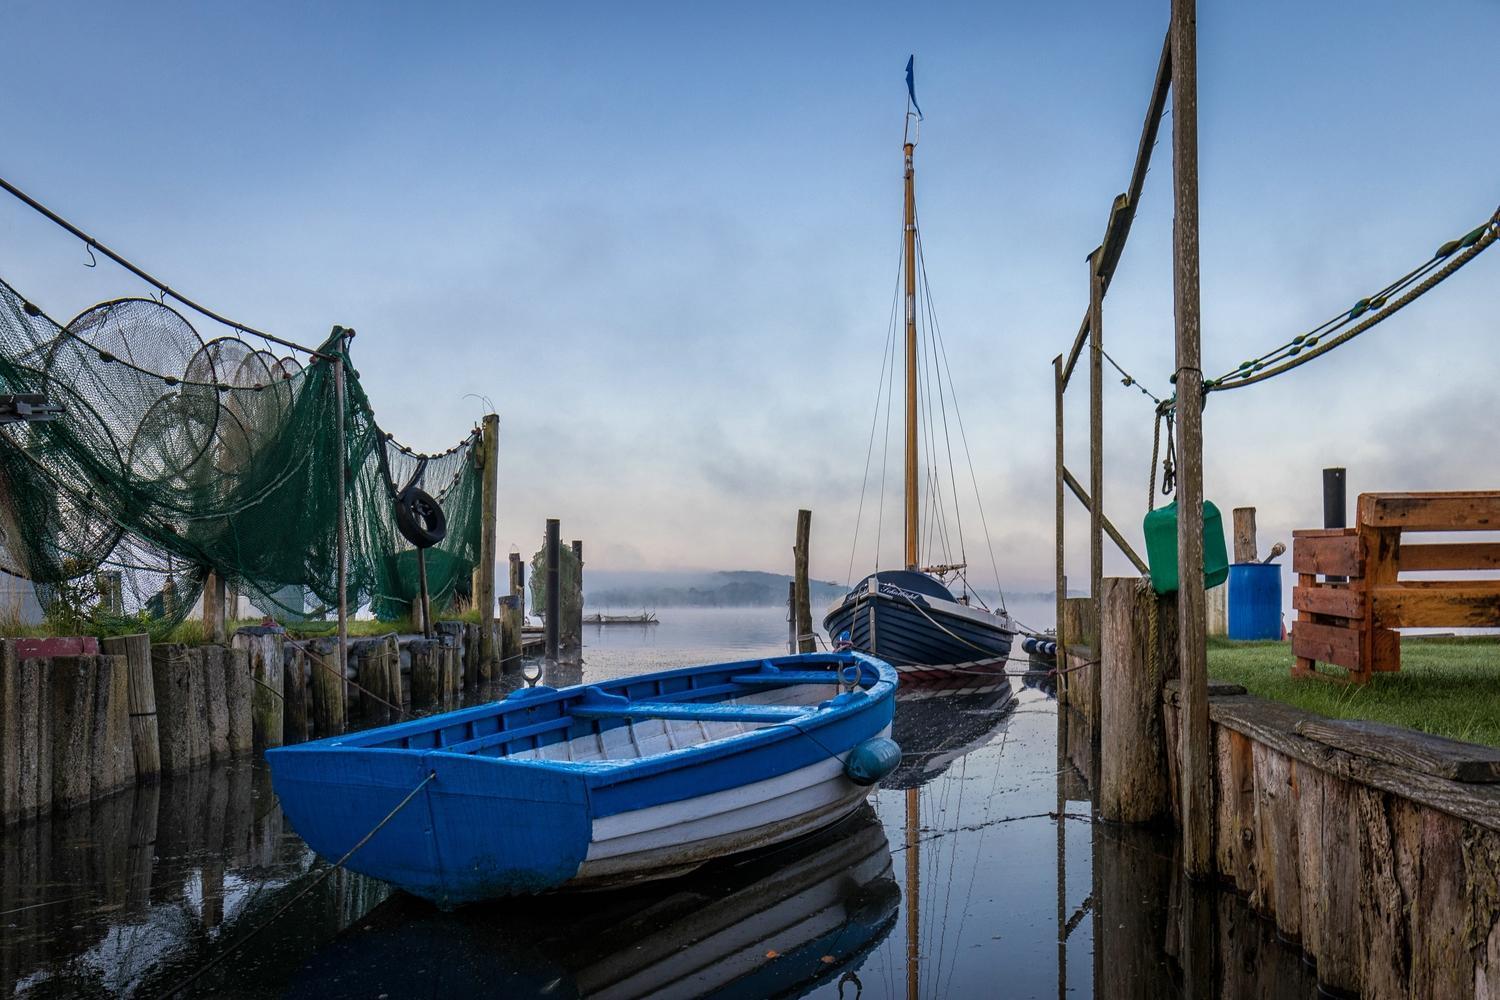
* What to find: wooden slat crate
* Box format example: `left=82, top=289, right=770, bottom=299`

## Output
left=1291, top=491, right=1500, bottom=684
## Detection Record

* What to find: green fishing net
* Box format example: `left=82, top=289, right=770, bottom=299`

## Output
left=0, top=278, right=482, bottom=634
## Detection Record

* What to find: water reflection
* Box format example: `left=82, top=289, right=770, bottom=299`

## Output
left=3, top=610, right=1323, bottom=998
left=286, top=806, right=897, bottom=999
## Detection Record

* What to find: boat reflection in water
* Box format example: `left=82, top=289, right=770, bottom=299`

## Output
left=288, top=804, right=897, bottom=999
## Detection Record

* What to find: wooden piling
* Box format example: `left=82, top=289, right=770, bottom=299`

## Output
left=477, top=413, right=499, bottom=671
left=1171, top=0, right=1212, bottom=880
left=225, top=646, right=253, bottom=753
left=19, top=655, right=51, bottom=819
left=571, top=539, right=585, bottom=649
left=51, top=655, right=95, bottom=810
left=307, top=637, right=345, bottom=736
left=0, top=642, right=20, bottom=825
left=203, top=570, right=227, bottom=644
left=101, top=634, right=160, bottom=780
left=282, top=641, right=310, bottom=743
left=793, top=509, right=814, bottom=653
left=1099, top=578, right=1170, bottom=823
left=409, top=638, right=439, bottom=707
left=545, top=518, right=560, bottom=662
left=1061, top=597, right=1098, bottom=722
left=150, top=644, right=209, bottom=773
left=1232, top=507, right=1258, bottom=563
left=504, top=551, right=523, bottom=670
left=462, top=622, right=480, bottom=688
left=233, top=627, right=285, bottom=749
left=200, top=645, right=231, bottom=760
left=91, top=652, right=134, bottom=794
left=351, top=637, right=391, bottom=722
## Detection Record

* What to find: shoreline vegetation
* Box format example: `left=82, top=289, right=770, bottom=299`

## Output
left=1207, top=635, right=1500, bottom=748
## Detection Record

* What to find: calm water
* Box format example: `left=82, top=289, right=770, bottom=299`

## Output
left=1, top=607, right=1317, bottom=998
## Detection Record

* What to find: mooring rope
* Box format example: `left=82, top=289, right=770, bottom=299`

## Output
left=157, top=769, right=437, bottom=998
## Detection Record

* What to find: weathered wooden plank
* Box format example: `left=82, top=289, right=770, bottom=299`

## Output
left=0, top=642, right=18, bottom=825
left=201, top=645, right=231, bottom=760
left=1411, top=808, right=1473, bottom=998
left=1297, top=717, right=1500, bottom=783
left=224, top=646, right=253, bottom=754
left=1360, top=490, right=1500, bottom=531
left=1400, top=541, right=1500, bottom=572
left=1295, top=763, right=1324, bottom=966
left=1291, top=620, right=1362, bottom=671
left=1373, top=581, right=1500, bottom=629
left=100, top=635, right=159, bottom=780
left=1317, top=770, right=1363, bottom=994
left=1292, top=529, right=1363, bottom=577
left=1251, top=741, right=1300, bottom=939
left=1163, top=678, right=1248, bottom=702
left=51, top=655, right=96, bottom=811
left=90, top=653, right=134, bottom=795
left=152, top=644, right=209, bottom=773
left=1355, top=785, right=1419, bottom=999
left=1213, top=725, right=1257, bottom=896
left=1291, top=584, right=1364, bottom=619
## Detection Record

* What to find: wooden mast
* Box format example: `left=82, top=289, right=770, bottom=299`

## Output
left=903, top=138, right=919, bottom=571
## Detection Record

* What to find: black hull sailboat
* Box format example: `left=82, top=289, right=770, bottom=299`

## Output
left=827, top=59, right=1017, bottom=679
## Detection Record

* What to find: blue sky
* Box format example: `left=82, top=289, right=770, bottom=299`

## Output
left=2, top=1, right=1496, bottom=592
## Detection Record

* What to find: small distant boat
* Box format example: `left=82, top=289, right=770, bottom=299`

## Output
left=584, top=611, right=659, bottom=625
left=268, top=652, right=899, bottom=907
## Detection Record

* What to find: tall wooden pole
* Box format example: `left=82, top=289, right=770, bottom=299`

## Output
left=793, top=509, right=813, bottom=653
left=1171, top=0, right=1211, bottom=879
left=570, top=539, right=584, bottom=649
left=477, top=414, right=499, bottom=668
left=415, top=549, right=432, bottom=638
left=333, top=348, right=349, bottom=693
left=544, top=519, right=560, bottom=663
left=1053, top=355, right=1068, bottom=705
left=903, top=140, right=920, bottom=571
left=1088, top=259, right=1105, bottom=761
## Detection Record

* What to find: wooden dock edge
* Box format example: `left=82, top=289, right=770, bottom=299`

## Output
left=1160, top=685, right=1500, bottom=996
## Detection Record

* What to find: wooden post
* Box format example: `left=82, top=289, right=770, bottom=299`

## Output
left=151, top=644, right=210, bottom=773
left=200, top=645, right=231, bottom=760
left=333, top=346, right=350, bottom=711
left=503, top=551, right=523, bottom=670
left=224, top=646, right=253, bottom=753
left=234, top=627, right=284, bottom=750
left=282, top=641, right=309, bottom=744
left=1087, top=258, right=1104, bottom=763
left=1171, top=0, right=1211, bottom=880
left=101, top=634, right=160, bottom=781
left=0, top=642, right=18, bottom=824
left=787, top=581, right=797, bottom=654
left=415, top=548, right=432, bottom=639
left=307, top=637, right=345, bottom=736
left=410, top=638, right=439, bottom=707
left=1054, top=355, right=1067, bottom=706
left=203, top=571, right=227, bottom=645
left=545, top=518, right=560, bottom=662
left=571, top=539, right=584, bottom=650
left=1099, top=578, right=1169, bottom=823
left=1232, top=507, right=1258, bottom=563
left=794, top=509, right=814, bottom=653
left=477, top=414, right=499, bottom=670
left=51, top=656, right=94, bottom=810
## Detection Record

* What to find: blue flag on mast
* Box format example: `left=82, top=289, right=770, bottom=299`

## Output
left=905, top=55, right=924, bottom=120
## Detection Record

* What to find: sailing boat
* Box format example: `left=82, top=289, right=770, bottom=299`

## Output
left=824, top=58, right=1017, bottom=678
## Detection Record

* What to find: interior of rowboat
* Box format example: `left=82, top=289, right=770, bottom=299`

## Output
left=345, top=658, right=875, bottom=764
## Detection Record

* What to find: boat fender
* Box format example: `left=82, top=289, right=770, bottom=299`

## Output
left=844, top=736, right=901, bottom=786
left=1022, top=637, right=1038, bottom=654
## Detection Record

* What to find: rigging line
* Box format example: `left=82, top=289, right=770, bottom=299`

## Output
left=915, top=226, right=967, bottom=575
left=918, top=239, right=1007, bottom=612
left=1209, top=217, right=1496, bottom=393
left=1099, top=347, right=1164, bottom=405
left=849, top=230, right=907, bottom=586
left=0, top=175, right=331, bottom=361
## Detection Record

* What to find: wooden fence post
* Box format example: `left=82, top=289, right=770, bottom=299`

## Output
left=1232, top=507, right=1258, bottom=563
left=477, top=414, right=499, bottom=670
left=101, top=634, right=160, bottom=780
left=1100, top=578, right=1170, bottom=823
left=794, top=509, right=814, bottom=653
left=1171, top=0, right=1212, bottom=880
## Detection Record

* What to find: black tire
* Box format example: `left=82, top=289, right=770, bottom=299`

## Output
left=394, top=485, right=447, bottom=549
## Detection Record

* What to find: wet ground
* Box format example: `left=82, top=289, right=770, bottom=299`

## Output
left=1, top=609, right=1321, bottom=998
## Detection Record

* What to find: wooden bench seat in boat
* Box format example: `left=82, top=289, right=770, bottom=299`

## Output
left=570, top=699, right=811, bottom=724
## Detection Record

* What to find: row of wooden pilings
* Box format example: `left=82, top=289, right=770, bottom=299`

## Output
left=1065, top=577, right=1500, bottom=998
left=0, top=620, right=509, bottom=828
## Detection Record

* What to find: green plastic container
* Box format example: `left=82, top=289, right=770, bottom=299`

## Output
left=1142, top=500, right=1229, bottom=595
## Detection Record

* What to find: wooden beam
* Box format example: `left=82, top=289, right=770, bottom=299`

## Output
left=793, top=509, right=814, bottom=653
left=1400, top=542, right=1500, bottom=572
left=1062, top=466, right=1149, bottom=575
left=1054, top=356, right=1067, bottom=705
left=1171, top=0, right=1212, bottom=881
left=1088, top=257, right=1105, bottom=772
left=477, top=414, right=499, bottom=669
left=1358, top=491, right=1500, bottom=531
left=1295, top=717, right=1500, bottom=784
left=1292, top=530, right=1364, bottom=578
left=1292, top=585, right=1365, bottom=620
left=1372, top=582, right=1500, bottom=629
left=1291, top=620, right=1363, bottom=672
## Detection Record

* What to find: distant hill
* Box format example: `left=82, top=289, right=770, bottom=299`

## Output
left=587, top=570, right=845, bottom=609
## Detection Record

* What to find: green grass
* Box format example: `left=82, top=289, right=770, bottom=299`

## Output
left=1207, top=636, right=1500, bottom=748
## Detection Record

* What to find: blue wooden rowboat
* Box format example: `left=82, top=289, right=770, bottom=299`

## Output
left=267, top=651, right=899, bottom=908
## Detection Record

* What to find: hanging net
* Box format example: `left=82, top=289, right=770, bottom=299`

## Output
left=0, top=277, right=482, bottom=635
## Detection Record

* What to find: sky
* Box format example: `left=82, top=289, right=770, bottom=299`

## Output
left=1, top=0, right=1496, bottom=596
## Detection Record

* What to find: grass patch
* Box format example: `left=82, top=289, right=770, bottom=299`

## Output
left=1207, top=636, right=1500, bottom=748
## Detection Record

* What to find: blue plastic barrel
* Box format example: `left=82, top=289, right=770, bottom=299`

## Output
left=1228, top=563, right=1282, bottom=640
